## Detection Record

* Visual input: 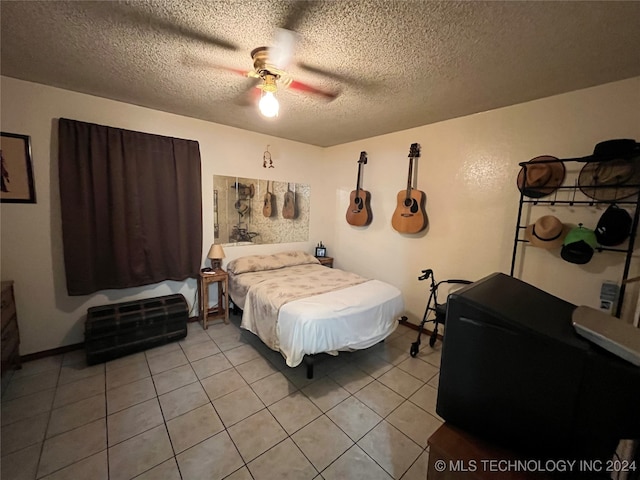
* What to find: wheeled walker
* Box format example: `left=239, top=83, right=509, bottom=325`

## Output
left=404, top=269, right=472, bottom=357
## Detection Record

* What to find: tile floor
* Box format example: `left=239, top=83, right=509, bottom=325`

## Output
left=1, top=315, right=443, bottom=480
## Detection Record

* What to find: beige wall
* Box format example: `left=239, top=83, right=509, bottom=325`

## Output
left=325, top=77, right=640, bottom=326
left=0, top=76, right=328, bottom=355
left=2, top=75, right=639, bottom=355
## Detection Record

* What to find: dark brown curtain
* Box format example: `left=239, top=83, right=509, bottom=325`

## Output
left=58, top=118, right=202, bottom=295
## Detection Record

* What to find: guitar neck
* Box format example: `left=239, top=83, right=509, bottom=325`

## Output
left=405, top=157, right=414, bottom=199
left=355, top=163, right=363, bottom=192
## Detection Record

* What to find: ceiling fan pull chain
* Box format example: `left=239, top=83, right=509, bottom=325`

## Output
left=263, top=145, right=274, bottom=168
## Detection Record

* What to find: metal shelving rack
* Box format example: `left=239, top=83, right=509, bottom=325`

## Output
left=510, top=156, right=640, bottom=318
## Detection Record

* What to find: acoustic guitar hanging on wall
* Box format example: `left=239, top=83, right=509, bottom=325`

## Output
left=391, top=143, right=428, bottom=233
left=346, top=151, right=373, bottom=226
left=283, top=183, right=297, bottom=219
left=263, top=180, right=275, bottom=217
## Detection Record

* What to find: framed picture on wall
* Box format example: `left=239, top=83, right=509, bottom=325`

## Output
left=1, top=132, right=36, bottom=203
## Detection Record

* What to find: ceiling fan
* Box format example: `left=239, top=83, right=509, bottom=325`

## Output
left=230, top=28, right=340, bottom=118
left=120, top=0, right=346, bottom=117
left=172, top=1, right=342, bottom=117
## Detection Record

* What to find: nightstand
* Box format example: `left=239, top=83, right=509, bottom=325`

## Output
left=198, top=269, right=229, bottom=329
left=316, top=256, right=334, bottom=268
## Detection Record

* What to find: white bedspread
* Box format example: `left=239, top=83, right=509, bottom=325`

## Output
left=234, top=265, right=404, bottom=367
left=276, top=279, right=404, bottom=367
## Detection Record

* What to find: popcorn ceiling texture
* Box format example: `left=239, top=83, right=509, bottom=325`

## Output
left=1, top=1, right=639, bottom=147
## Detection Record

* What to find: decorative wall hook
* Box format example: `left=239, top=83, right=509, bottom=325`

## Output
left=263, top=145, right=274, bottom=168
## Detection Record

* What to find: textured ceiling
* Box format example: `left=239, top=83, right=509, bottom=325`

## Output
left=1, top=1, right=639, bottom=147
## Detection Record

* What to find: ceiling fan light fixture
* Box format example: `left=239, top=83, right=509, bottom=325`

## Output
left=259, top=91, right=279, bottom=118
left=259, top=74, right=279, bottom=118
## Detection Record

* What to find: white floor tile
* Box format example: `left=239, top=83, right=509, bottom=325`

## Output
left=166, top=403, right=224, bottom=453
left=1, top=324, right=441, bottom=480
left=176, top=430, right=244, bottom=480
left=247, top=438, right=317, bottom=480
left=228, top=409, right=287, bottom=462
left=38, top=419, right=107, bottom=478
left=108, top=424, right=173, bottom=480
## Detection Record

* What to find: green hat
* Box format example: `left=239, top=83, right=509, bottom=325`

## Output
left=561, top=225, right=598, bottom=264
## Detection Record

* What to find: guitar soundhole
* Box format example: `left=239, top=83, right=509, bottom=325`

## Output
left=403, top=198, right=418, bottom=213
left=355, top=197, right=362, bottom=208
left=404, top=197, right=418, bottom=209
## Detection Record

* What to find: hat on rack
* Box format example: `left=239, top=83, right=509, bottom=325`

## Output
left=517, top=156, right=565, bottom=199
left=576, top=139, right=640, bottom=163
left=595, top=204, right=632, bottom=246
left=578, top=140, right=640, bottom=201
left=561, top=225, right=598, bottom=265
left=525, top=215, right=569, bottom=249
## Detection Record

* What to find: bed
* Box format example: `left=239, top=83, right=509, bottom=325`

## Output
left=226, top=251, right=404, bottom=373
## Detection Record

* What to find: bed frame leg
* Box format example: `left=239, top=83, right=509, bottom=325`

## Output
left=304, top=356, right=314, bottom=379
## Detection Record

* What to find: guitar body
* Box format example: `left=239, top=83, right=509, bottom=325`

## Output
left=263, top=192, right=274, bottom=217
left=391, top=189, right=428, bottom=233
left=392, top=143, right=428, bottom=234
left=345, top=151, right=372, bottom=227
left=283, top=186, right=296, bottom=219
left=346, top=189, right=372, bottom=226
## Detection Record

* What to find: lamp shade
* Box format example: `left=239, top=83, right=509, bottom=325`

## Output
left=207, top=244, right=225, bottom=260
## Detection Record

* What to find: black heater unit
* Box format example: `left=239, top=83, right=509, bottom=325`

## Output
left=85, top=294, right=188, bottom=365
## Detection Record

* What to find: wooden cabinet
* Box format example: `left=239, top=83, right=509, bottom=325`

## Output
left=1, top=281, right=21, bottom=375
left=316, top=256, right=334, bottom=268
left=428, top=423, right=553, bottom=480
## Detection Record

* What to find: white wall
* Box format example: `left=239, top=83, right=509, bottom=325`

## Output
left=325, top=77, right=640, bottom=326
left=0, top=76, right=329, bottom=355
left=2, top=75, right=639, bottom=356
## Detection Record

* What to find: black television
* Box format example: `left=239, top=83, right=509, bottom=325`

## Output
left=437, top=272, right=640, bottom=462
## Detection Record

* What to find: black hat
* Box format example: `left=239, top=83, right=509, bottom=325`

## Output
left=595, top=205, right=632, bottom=246
left=561, top=225, right=598, bottom=265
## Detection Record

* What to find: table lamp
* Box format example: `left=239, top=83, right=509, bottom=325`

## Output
left=207, top=244, right=225, bottom=270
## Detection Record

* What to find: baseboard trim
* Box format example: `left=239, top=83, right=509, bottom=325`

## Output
left=20, top=342, right=84, bottom=363
left=20, top=316, right=201, bottom=363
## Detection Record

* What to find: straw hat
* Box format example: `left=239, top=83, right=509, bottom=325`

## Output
left=578, top=156, right=640, bottom=201
left=517, top=156, right=565, bottom=199
left=525, top=215, right=569, bottom=249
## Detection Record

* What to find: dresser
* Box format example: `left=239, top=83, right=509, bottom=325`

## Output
left=1, top=281, right=21, bottom=374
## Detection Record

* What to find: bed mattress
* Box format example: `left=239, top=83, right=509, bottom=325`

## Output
left=228, top=264, right=404, bottom=367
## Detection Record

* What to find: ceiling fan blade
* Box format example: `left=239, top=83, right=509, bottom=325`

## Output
left=269, top=28, right=299, bottom=71
left=235, top=78, right=262, bottom=106
left=297, top=62, right=375, bottom=89
left=113, top=3, right=238, bottom=51
left=181, top=55, right=251, bottom=77
left=288, top=80, right=340, bottom=101
left=280, top=0, right=316, bottom=32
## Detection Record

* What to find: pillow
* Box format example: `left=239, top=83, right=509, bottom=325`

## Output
left=227, top=254, right=285, bottom=275
left=272, top=251, right=320, bottom=267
